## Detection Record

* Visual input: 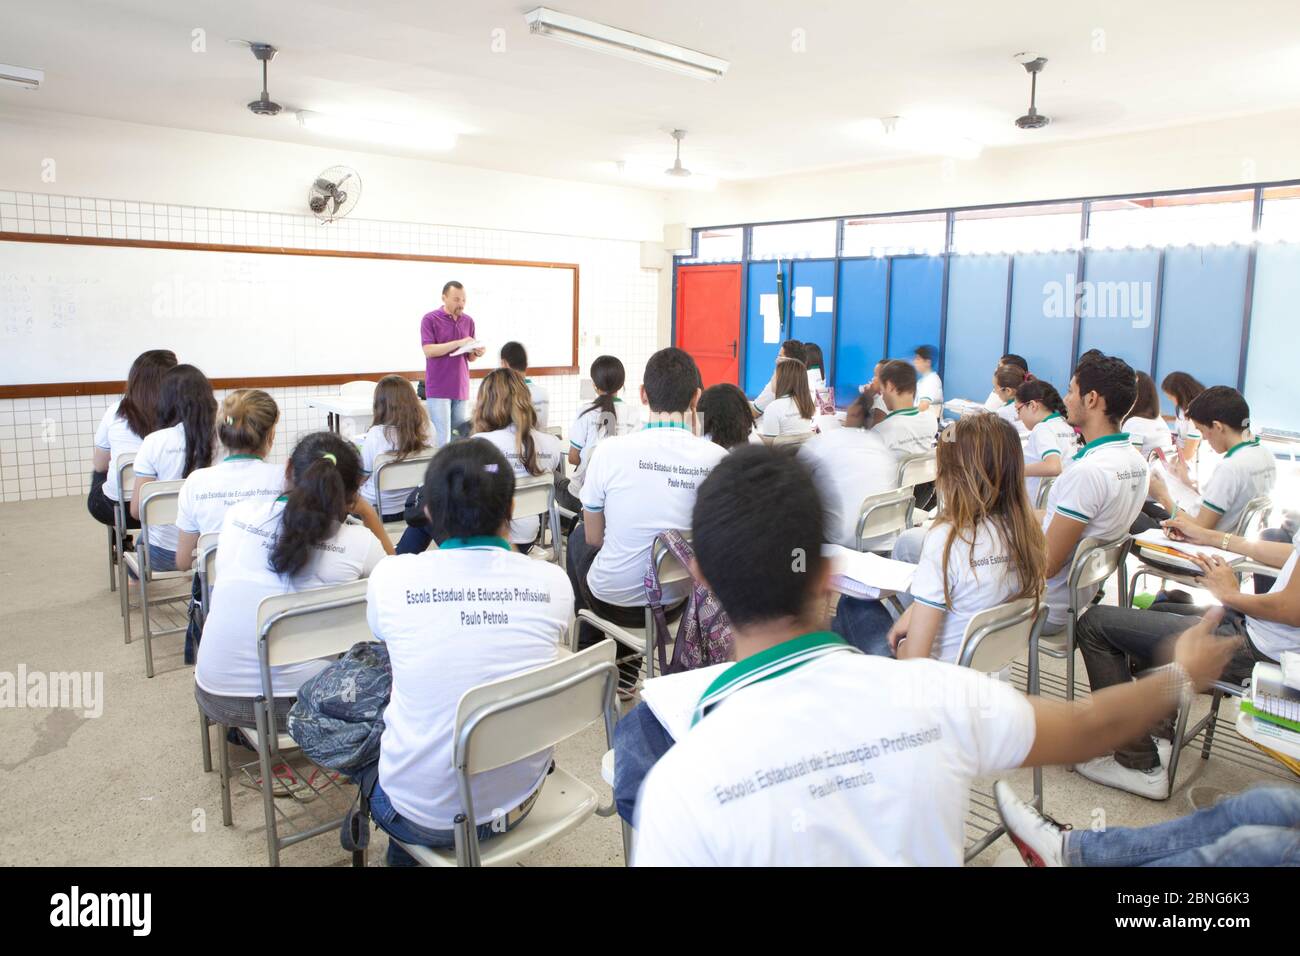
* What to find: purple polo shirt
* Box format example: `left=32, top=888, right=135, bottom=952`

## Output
left=420, top=307, right=476, bottom=400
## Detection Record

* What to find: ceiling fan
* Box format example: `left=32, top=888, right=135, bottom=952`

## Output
left=1014, top=55, right=1050, bottom=129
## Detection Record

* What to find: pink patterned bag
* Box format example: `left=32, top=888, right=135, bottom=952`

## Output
left=641, top=530, right=733, bottom=674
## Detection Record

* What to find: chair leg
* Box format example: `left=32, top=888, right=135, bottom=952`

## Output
left=254, top=701, right=280, bottom=866
left=108, top=526, right=118, bottom=592
left=1028, top=636, right=1043, bottom=809
left=1200, top=690, right=1224, bottom=760
left=218, top=724, right=233, bottom=827
left=620, top=819, right=633, bottom=865
left=1065, top=613, right=1076, bottom=703
left=199, top=709, right=213, bottom=773
left=141, top=571, right=155, bottom=679
left=1165, top=692, right=1192, bottom=796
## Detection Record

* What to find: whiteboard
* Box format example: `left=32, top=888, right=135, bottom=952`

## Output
left=0, top=239, right=577, bottom=387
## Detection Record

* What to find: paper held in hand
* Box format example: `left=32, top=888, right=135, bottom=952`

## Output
left=450, top=340, right=482, bottom=356
left=1132, top=528, right=1244, bottom=573
left=822, top=544, right=917, bottom=599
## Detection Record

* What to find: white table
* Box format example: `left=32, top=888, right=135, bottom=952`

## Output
left=305, top=394, right=375, bottom=435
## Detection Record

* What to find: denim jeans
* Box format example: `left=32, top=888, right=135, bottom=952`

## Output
left=612, top=702, right=676, bottom=824
left=831, top=597, right=896, bottom=656
left=1066, top=784, right=1300, bottom=866
left=426, top=397, right=469, bottom=449
left=1074, top=604, right=1269, bottom=770
left=148, top=543, right=177, bottom=573
left=369, top=777, right=528, bottom=866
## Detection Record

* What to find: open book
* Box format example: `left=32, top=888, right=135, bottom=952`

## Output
left=1132, top=528, right=1243, bottom=574
left=450, top=340, right=482, bottom=356
left=822, top=544, right=917, bottom=599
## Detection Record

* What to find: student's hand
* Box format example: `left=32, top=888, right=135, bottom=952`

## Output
left=1146, top=471, right=1169, bottom=503
left=1167, top=454, right=1192, bottom=485
left=886, top=618, right=908, bottom=652
left=1191, top=554, right=1239, bottom=602
left=1171, top=607, right=1238, bottom=691
left=1162, top=513, right=1212, bottom=546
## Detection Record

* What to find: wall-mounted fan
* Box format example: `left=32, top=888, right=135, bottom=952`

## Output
left=308, top=167, right=361, bottom=223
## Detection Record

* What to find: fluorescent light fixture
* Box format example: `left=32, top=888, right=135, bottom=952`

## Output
left=296, top=110, right=456, bottom=151
left=0, top=63, right=43, bottom=90
left=852, top=116, right=982, bottom=161
left=525, top=7, right=728, bottom=81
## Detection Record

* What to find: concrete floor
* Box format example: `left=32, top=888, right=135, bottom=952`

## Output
left=0, top=495, right=1285, bottom=866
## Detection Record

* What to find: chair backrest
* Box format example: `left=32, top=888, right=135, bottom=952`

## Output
left=855, top=487, right=915, bottom=550
left=197, top=532, right=219, bottom=606
left=453, top=639, right=618, bottom=777
left=513, top=473, right=555, bottom=521
left=1236, top=495, right=1273, bottom=537
left=373, top=449, right=435, bottom=504
left=1068, top=535, right=1132, bottom=595
left=116, top=452, right=136, bottom=504
left=544, top=425, right=563, bottom=438
left=1034, top=477, right=1056, bottom=511
left=339, top=380, right=377, bottom=398
left=255, top=580, right=373, bottom=698
left=897, top=452, right=937, bottom=489
left=652, top=530, right=694, bottom=590
left=955, top=598, right=1047, bottom=672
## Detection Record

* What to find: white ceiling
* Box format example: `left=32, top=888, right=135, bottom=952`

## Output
left=4, top=0, right=1300, bottom=189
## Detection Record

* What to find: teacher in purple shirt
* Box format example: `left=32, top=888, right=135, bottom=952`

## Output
left=420, top=280, right=485, bottom=447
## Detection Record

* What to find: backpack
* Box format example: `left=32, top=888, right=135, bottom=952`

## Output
left=642, top=531, right=733, bottom=674
left=287, top=641, right=391, bottom=774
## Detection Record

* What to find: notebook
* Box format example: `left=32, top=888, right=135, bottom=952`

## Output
left=1132, top=529, right=1244, bottom=574
left=639, top=664, right=730, bottom=742
left=1247, top=661, right=1300, bottom=732
left=822, top=544, right=917, bottom=599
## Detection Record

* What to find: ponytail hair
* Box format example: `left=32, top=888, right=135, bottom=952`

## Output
left=1015, top=378, right=1067, bottom=418
left=158, top=364, right=217, bottom=478
left=219, top=389, right=279, bottom=455
left=584, top=355, right=626, bottom=437
left=423, top=438, right=515, bottom=541
left=269, top=432, right=364, bottom=578
left=372, top=374, right=429, bottom=459
left=473, top=367, right=542, bottom=475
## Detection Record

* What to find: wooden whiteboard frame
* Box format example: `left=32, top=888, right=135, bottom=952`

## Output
left=0, top=232, right=580, bottom=399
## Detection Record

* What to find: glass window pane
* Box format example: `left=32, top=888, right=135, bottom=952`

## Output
left=840, top=212, right=945, bottom=257
left=749, top=219, right=837, bottom=259
left=951, top=202, right=1081, bottom=254
left=1088, top=190, right=1254, bottom=247
left=691, top=227, right=742, bottom=260
left=1260, top=186, right=1300, bottom=241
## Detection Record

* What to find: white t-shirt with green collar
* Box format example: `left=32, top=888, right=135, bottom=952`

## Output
left=567, top=398, right=639, bottom=495
left=633, top=632, right=1035, bottom=866
left=1041, top=432, right=1149, bottom=628
left=1024, top=413, right=1078, bottom=502
left=1195, top=438, right=1276, bottom=533
left=872, top=406, right=938, bottom=461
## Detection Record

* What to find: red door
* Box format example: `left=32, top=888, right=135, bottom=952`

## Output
left=676, top=264, right=742, bottom=387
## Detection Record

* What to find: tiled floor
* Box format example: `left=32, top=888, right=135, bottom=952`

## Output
left=0, top=495, right=1288, bottom=866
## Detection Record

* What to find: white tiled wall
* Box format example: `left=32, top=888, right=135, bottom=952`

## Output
left=0, top=190, right=661, bottom=503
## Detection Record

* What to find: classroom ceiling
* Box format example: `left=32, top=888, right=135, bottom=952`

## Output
left=4, top=0, right=1300, bottom=190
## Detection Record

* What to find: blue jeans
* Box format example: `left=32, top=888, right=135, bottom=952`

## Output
left=831, top=597, right=896, bottom=656
left=1067, top=785, right=1300, bottom=866
left=426, top=397, right=469, bottom=449
left=613, top=702, right=676, bottom=824
left=369, top=777, right=529, bottom=867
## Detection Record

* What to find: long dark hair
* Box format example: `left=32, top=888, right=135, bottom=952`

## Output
left=698, top=383, right=754, bottom=449
left=1161, top=371, right=1205, bottom=415
left=118, top=350, right=177, bottom=438
left=1015, top=379, right=1067, bottom=418
left=269, top=432, right=365, bottom=577
left=1129, top=372, right=1162, bottom=420
left=583, top=355, right=626, bottom=436
left=423, top=437, right=515, bottom=541
left=372, top=374, right=429, bottom=459
left=157, top=364, right=216, bottom=478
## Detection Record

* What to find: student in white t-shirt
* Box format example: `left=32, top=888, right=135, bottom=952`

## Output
left=500, top=340, right=549, bottom=428
left=364, top=438, right=573, bottom=866
left=798, top=392, right=897, bottom=551
left=357, top=374, right=432, bottom=522
left=698, top=383, right=758, bottom=450
left=753, top=339, right=806, bottom=412
left=470, top=368, right=564, bottom=550
left=990, top=363, right=1030, bottom=437
left=1039, top=357, right=1149, bottom=634
left=1147, top=386, right=1274, bottom=534
left=626, top=444, right=1236, bottom=866
left=194, top=432, right=389, bottom=732
left=803, top=342, right=826, bottom=393
left=984, top=353, right=1028, bottom=410
left=1015, top=379, right=1078, bottom=505
left=872, top=359, right=938, bottom=461
left=913, top=345, right=943, bottom=413
left=1122, top=372, right=1176, bottom=462
left=832, top=413, right=1047, bottom=661
left=557, top=355, right=639, bottom=513
left=88, top=349, right=177, bottom=536
left=569, top=347, right=726, bottom=655
left=758, top=358, right=816, bottom=441
left=131, top=365, right=218, bottom=572
left=1161, top=371, right=1205, bottom=467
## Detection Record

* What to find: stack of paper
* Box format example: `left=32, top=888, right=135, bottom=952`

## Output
left=1237, top=661, right=1300, bottom=760
left=450, top=339, right=483, bottom=356
left=943, top=399, right=989, bottom=418
left=1149, top=459, right=1200, bottom=512
left=822, top=544, right=916, bottom=598
left=1132, top=529, right=1244, bottom=574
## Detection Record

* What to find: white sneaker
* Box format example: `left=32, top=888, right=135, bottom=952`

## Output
left=1155, top=736, right=1172, bottom=770
left=993, top=781, right=1067, bottom=867
left=1075, top=754, right=1170, bottom=800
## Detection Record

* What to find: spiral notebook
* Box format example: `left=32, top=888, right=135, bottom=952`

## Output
left=1244, top=662, right=1300, bottom=736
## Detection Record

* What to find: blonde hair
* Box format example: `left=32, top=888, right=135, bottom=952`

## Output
left=218, top=389, right=279, bottom=454
left=473, top=368, right=543, bottom=475
left=933, top=414, right=1046, bottom=610
left=372, top=375, right=429, bottom=460
left=774, top=358, right=814, bottom=419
